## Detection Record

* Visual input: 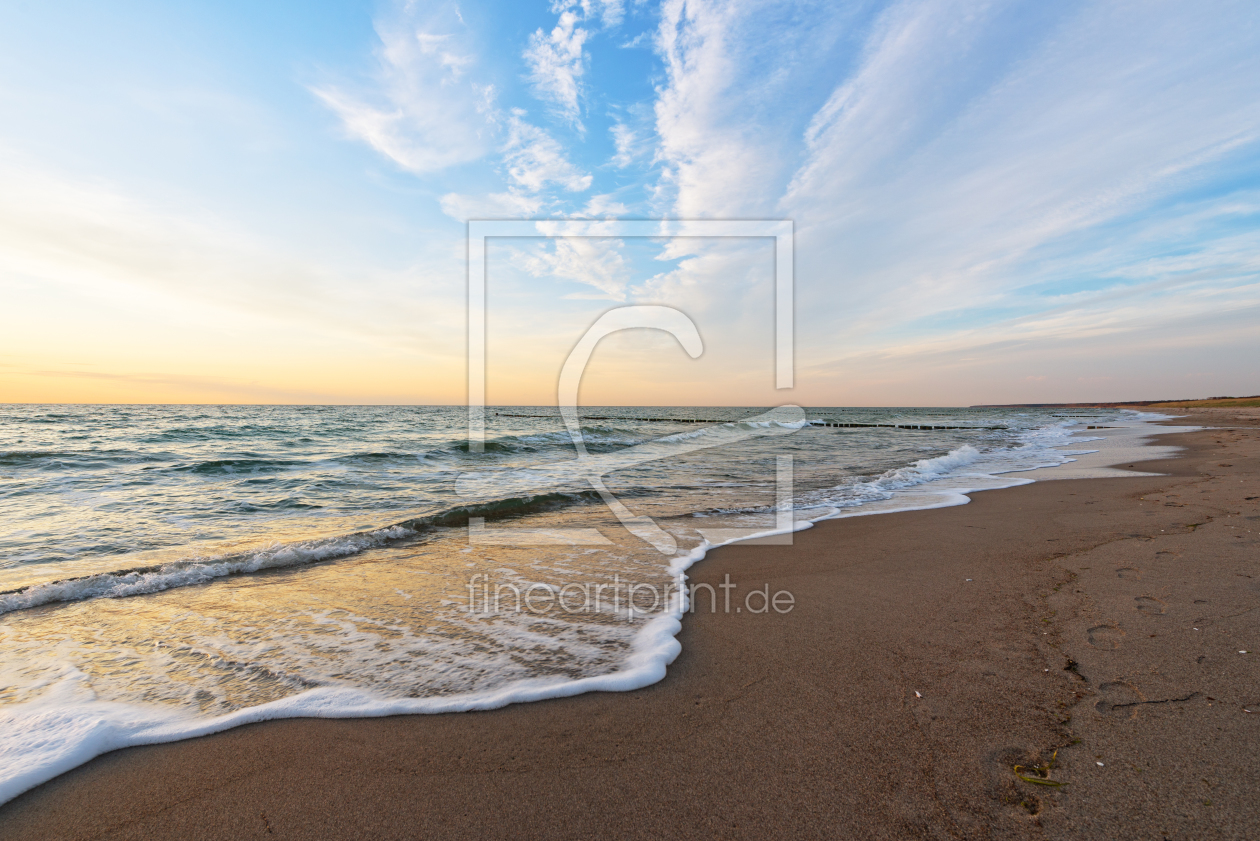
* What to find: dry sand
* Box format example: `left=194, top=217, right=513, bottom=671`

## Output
left=1, top=410, right=1256, bottom=840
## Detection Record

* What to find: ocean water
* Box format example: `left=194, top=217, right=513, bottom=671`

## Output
left=0, top=403, right=1126, bottom=802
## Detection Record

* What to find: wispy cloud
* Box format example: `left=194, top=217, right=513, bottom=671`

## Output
left=522, top=2, right=627, bottom=132
left=439, top=112, right=592, bottom=221
left=502, top=111, right=593, bottom=192
left=780, top=0, right=1260, bottom=364
left=588, top=0, right=626, bottom=29
left=312, top=2, right=495, bottom=174
left=524, top=8, right=590, bottom=130
left=0, top=153, right=464, bottom=356
left=650, top=0, right=849, bottom=217
left=516, top=237, right=631, bottom=300
left=652, top=0, right=765, bottom=216
left=582, top=193, right=629, bottom=216
left=439, top=190, right=543, bottom=220
left=610, top=121, right=638, bottom=167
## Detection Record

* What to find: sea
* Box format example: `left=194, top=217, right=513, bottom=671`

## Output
left=0, top=403, right=1137, bottom=802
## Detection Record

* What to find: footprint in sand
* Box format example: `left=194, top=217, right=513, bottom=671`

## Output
left=1087, top=625, right=1125, bottom=650
left=1096, top=680, right=1146, bottom=718
left=1117, top=568, right=1141, bottom=580
left=1135, top=596, right=1167, bottom=615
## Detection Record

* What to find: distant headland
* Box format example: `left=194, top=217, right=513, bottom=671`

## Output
left=973, top=395, right=1260, bottom=409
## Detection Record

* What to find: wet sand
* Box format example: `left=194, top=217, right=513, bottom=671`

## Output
left=2, top=411, right=1257, bottom=840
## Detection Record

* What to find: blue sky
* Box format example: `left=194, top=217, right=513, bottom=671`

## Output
left=1, top=0, right=1258, bottom=405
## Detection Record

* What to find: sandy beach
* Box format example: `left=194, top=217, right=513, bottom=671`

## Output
left=1, top=410, right=1256, bottom=840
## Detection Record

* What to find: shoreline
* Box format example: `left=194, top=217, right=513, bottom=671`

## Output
left=2, top=410, right=1256, bottom=838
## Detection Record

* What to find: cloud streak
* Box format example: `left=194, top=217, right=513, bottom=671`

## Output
left=0, top=153, right=464, bottom=357
left=524, top=8, right=590, bottom=130
left=778, top=0, right=1260, bottom=376
left=503, top=111, right=593, bottom=193
left=312, top=2, right=494, bottom=174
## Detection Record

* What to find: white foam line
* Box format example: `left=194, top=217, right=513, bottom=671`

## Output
left=0, top=526, right=417, bottom=618
left=1005, top=413, right=1200, bottom=481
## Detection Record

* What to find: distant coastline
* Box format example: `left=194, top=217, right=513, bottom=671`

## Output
left=974, top=395, right=1260, bottom=409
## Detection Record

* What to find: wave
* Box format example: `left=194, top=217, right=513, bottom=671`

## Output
left=0, top=438, right=1010, bottom=618
left=330, top=451, right=423, bottom=463
left=0, top=492, right=600, bottom=618
left=434, top=425, right=646, bottom=457
left=0, top=450, right=172, bottom=470
left=142, top=427, right=256, bottom=443
left=182, top=457, right=307, bottom=475
left=872, top=444, right=982, bottom=489
left=0, top=421, right=814, bottom=615
left=0, top=451, right=71, bottom=466
left=444, top=440, right=538, bottom=454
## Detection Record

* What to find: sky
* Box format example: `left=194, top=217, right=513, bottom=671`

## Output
left=1, top=0, right=1258, bottom=406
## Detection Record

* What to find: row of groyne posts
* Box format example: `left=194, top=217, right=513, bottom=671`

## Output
left=492, top=412, right=1007, bottom=431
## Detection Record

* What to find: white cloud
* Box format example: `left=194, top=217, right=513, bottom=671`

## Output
left=779, top=0, right=1260, bottom=363
left=638, top=238, right=774, bottom=315
left=620, top=30, right=652, bottom=49
left=652, top=0, right=761, bottom=216
left=566, top=1, right=627, bottom=30
left=524, top=10, right=590, bottom=130
left=582, top=193, right=629, bottom=217
left=439, top=190, right=544, bottom=221
left=312, top=3, right=494, bottom=174
left=522, top=2, right=626, bottom=131
left=438, top=114, right=592, bottom=220
left=650, top=0, right=845, bottom=217
left=502, top=111, right=593, bottom=193
left=588, top=0, right=626, bottom=29
left=516, top=238, right=631, bottom=300
left=610, top=121, right=638, bottom=167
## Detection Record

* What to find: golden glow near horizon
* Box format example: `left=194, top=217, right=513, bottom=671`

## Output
left=0, top=276, right=456, bottom=405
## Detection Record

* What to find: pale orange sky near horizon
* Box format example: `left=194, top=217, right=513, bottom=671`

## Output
left=4, top=251, right=1256, bottom=407
left=3, top=263, right=1256, bottom=408
left=6, top=218, right=1256, bottom=408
